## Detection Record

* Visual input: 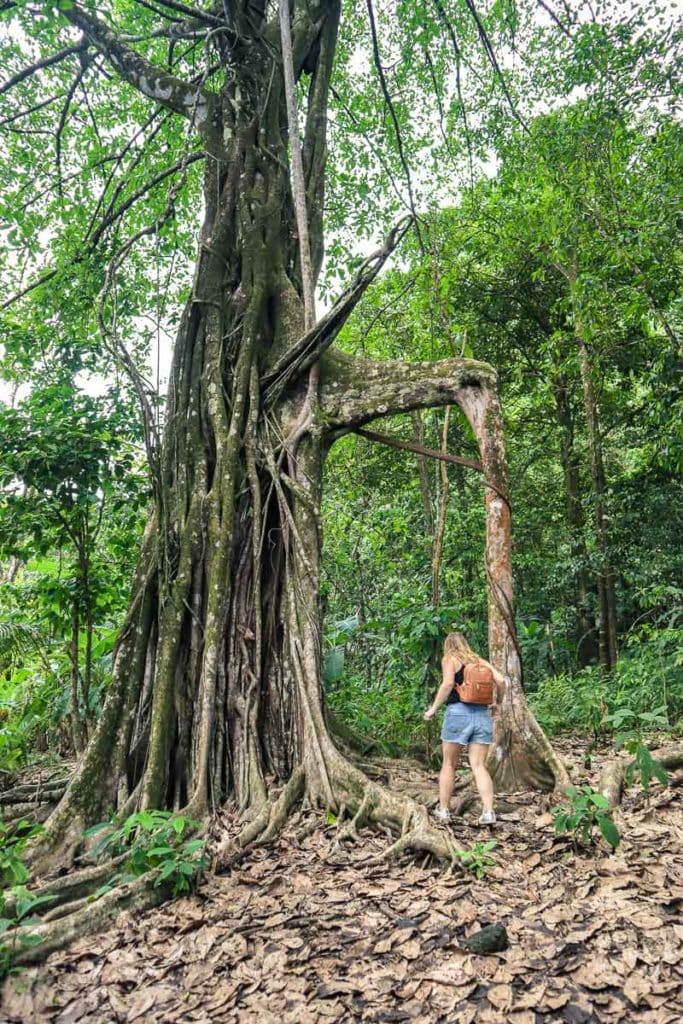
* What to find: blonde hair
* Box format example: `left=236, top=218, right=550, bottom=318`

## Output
left=443, top=632, right=479, bottom=665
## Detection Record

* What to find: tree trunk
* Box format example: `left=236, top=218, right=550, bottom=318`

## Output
left=37, top=1, right=566, bottom=864
left=577, top=338, right=618, bottom=672
left=553, top=376, right=597, bottom=666
left=77, top=542, right=93, bottom=730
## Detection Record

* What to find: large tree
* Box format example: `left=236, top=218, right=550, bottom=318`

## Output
left=1, top=0, right=674, bottom=947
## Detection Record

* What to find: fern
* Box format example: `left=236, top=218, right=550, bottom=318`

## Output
left=0, top=620, right=39, bottom=661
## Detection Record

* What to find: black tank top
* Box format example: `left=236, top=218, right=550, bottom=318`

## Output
left=446, top=664, right=465, bottom=705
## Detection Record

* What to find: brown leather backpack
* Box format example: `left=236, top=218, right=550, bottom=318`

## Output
left=455, top=660, right=495, bottom=706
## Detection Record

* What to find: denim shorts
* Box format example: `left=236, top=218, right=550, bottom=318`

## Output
left=441, top=702, right=493, bottom=745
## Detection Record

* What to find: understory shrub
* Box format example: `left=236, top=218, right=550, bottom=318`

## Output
left=0, top=820, right=55, bottom=978
left=530, top=625, right=683, bottom=737
left=551, top=786, right=621, bottom=850
left=84, top=810, right=208, bottom=898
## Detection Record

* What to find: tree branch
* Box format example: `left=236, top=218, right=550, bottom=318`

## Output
left=89, top=151, right=204, bottom=247
left=0, top=94, right=60, bottom=129
left=354, top=426, right=483, bottom=472
left=323, top=356, right=510, bottom=505
left=431, top=0, right=474, bottom=179
left=365, top=0, right=424, bottom=246
left=463, top=0, right=527, bottom=131
left=60, top=2, right=213, bottom=124
left=0, top=41, right=88, bottom=98
left=319, top=353, right=497, bottom=433
left=1, top=149, right=201, bottom=310
left=141, top=0, right=224, bottom=25
left=261, top=217, right=413, bottom=406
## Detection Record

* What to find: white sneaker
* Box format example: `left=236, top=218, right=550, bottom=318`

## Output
left=432, top=806, right=451, bottom=823
left=478, top=810, right=496, bottom=825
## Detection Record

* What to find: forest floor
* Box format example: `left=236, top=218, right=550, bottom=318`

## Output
left=1, top=739, right=681, bottom=1024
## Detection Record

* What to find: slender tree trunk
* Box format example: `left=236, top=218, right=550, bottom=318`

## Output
left=69, top=596, right=84, bottom=754
left=553, top=376, right=597, bottom=666
left=412, top=411, right=434, bottom=533
left=577, top=338, right=618, bottom=672
left=431, top=408, right=450, bottom=610
left=77, top=544, right=93, bottom=729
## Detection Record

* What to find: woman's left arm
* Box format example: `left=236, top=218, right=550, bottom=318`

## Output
left=424, top=657, right=458, bottom=720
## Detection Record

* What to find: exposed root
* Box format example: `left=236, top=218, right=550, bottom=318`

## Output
left=332, top=788, right=375, bottom=847
left=14, top=728, right=573, bottom=963
left=212, top=745, right=470, bottom=875
left=212, top=766, right=306, bottom=872
left=652, top=744, right=683, bottom=771
left=452, top=783, right=479, bottom=818
left=365, top=800, right=462, bottom=869
left=599, top=742, right=680, bottom=807
left=41, top=894, right=91, bottom=924
left=1, top=802, right=55, bottom=825
left=8, top=874, right=168, bottom=966
left=326, top=708, right=379, bottom=757
left=311, top=746, right=469, bottom=869
left=6, top=854, right=131, bottom=918
left=599, top=754, right=629, bottom=808
left=0, top=783, right=67, bottom=805
left=489, top=712, right=570, bottom=794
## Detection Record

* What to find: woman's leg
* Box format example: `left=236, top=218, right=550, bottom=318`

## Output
left=439, top=741, right=462, bottom=810
left=468, top=742, right=494, bottom=813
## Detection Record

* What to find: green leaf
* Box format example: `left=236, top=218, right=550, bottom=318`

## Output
left=597, top=815, right=620, bottom=849
left=145, top=846, right=174, bottom=858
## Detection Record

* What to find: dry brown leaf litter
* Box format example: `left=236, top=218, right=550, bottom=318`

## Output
left=1, top=741, right=681, bottom=1024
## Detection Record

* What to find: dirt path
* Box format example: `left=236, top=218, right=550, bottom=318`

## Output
left=2, top=743, right=681, bottom=1024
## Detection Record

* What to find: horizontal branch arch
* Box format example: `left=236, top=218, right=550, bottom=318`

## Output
left=319, top=350, right=497, bottom=433
left=320, top=349, right=568, bottom=792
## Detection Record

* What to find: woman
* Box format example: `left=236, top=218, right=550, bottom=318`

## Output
left=423, top=632, right=505, bottom=825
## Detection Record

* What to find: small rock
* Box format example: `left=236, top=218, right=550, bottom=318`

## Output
left=461, top=923, right=509, bottom=954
